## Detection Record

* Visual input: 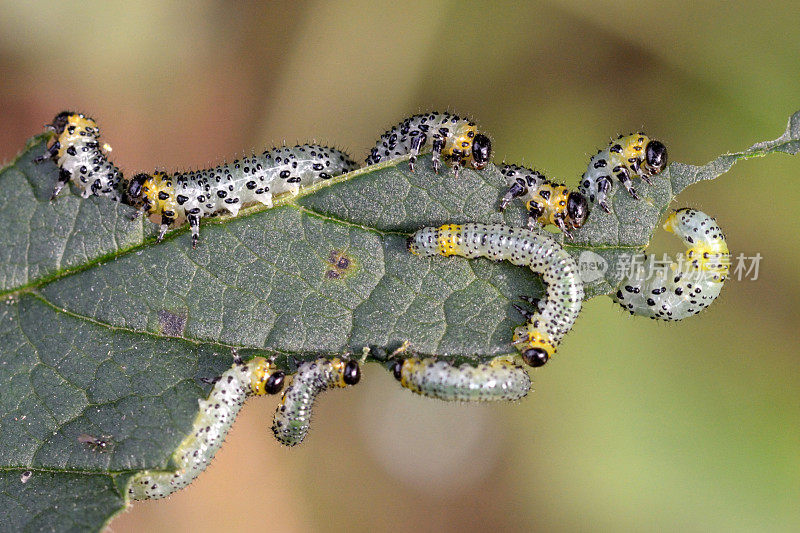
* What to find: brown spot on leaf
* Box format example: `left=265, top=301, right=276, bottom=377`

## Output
left=325, top=250, right=357, bottom=281
left=158, top=309, right=186, bottom=336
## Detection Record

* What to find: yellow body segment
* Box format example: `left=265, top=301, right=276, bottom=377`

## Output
left=512, top=326, right=556, bottom=359
left=327, top=358, right=353, bottom=388
left=434, top=223, right=464, bottom=257
left=55, top=114, right=99, bottom=159
left=527, top=183, right=572, bottom=228
left=617, top=133, right=649, bottom=165
left=141, top=171, right=180, bottom=225
left=248, top=357, right=279, bottom=396
left=398, top=358, right=426, bottom=395
left=443, top=122, right=479, bottom=166
left=664, top=211, right=730, bottom=277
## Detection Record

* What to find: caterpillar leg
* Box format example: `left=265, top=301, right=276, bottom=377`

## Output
left=156, top=224, right=169, bottom=243
left=595, top=175, right=612, bottom=213
left=408, top=132, right=428, bottom=173
left=552, top=215, right=574, bottom=240
left=613, top=208, right=729, bottom=320
left=633, top=158, right=654, bottom=186
left=34, top=140, right=60, bottom=163
left=614, top=166, right=639, bottom=200
left=431, top=135, right=445, bottom=174
left=389, top=356, right=530, bottom=401
left=272, top=358, right=361, bottom=446
left=518, top=294, right=543, bottom=311
left=51, top=168, right=72, bottom=200
left=127, top=354, right=285, bottom=500
left=250, top=186, right=273, bottom=208
left=188, top=214, right=200, bottom=249
left=499, top=181, right=527, bottom=211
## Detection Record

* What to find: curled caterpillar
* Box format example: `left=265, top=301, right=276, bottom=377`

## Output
left=389, top=356, right=530, bottom=401
left=366, top=112, right=492, bottom=177
left=499, top=164, right=589, bottom=238
left=128, top=353, right=284, bottom=500
left=408, top=223, right=583, bottom=367
left=578, top=133, right=668, bottom=213
left=613, top=208, right=729, bottom=320
left=124, top=145, right=358, bottom=248
left=272, top=358, right=360, bottom=447
left=34, top=111, right=123, bottom=201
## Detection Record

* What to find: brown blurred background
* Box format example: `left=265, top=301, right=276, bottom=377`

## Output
left=1, top=1, right=798, bottom=531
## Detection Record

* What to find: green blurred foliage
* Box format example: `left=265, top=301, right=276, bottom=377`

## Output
left=0, top=1, right=797, bottom=531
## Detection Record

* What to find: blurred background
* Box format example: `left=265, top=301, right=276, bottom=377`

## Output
left=1, top=1, right=798, bottom=531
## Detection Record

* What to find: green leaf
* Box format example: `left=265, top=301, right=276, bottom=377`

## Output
left=1, top=111, right=798, bottom=531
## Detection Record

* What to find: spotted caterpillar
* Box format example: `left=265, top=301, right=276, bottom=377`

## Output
left=35, top=111, right=123, bottom=201
left=408, top=223, right=584, bottom=368
left=366, top=112, right=492, bottom=177
left=125, top=145, right=359, bottom=248
left=499, top=164, right=589, bottom=238
left=272, top=358, right=361, bottom=447
left=613, top=208, right=729, bottom=320
left=389, top=355, right=531, bottom=401
left=128, top=353, right=284, bottom=500
left=578, top=133, right=668, bottom=213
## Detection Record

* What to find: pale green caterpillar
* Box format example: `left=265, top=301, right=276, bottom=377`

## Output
left=127, top=353, right=284, bottom=500
left=613, top=208, right=729, bottom=320
left=389, top=356, right=531, bottom=402
left=408, top=222, right=584, bottom=370
left=272, top=358, right=361, bottom=447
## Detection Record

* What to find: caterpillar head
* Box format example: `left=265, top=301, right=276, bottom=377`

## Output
left=47, top=112, right=98, bottom=136
left=470, top=133, right=492, bottom=169
left=643, top=140, right=668, bottom=176
left=521, top=348, right=549, bottom=367
left=342, top=360, right=361, bottom=385
left=247, top=358, right=286, bottom=396
left=447, top=122, right=492, bottom=170
left=46, top=111, right=75, bottom=135
left=124, top=173, right=151, bottom=210
left=512, top=325, right=555, bottom=367
left=566, top=192, right=589, bottom=229
left=329, top=358, right=361, bottom=386
left=126, top=172, right=177, bottom=219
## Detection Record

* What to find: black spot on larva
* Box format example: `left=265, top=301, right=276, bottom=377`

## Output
left=158, top=309, right=187, bottom=336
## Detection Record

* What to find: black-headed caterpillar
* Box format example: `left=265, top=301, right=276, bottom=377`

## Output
left=35, top=111, right=123, bottom=201
left=127, top=352, right=284, bottom=500
left=499, top=164, right=589, bottom=238
left=366, top=112, right=492, bottom=177
left=408, top=222, right=584, bottom=368
left=613, top=208, right=729, bottom=320
left=389, top=355, right=531, bottom=401
left=125, top=144, right=359, bottom=248
left=271, top=358, right=361, bottom=447
left=578, top=133, right=668, bottom=213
